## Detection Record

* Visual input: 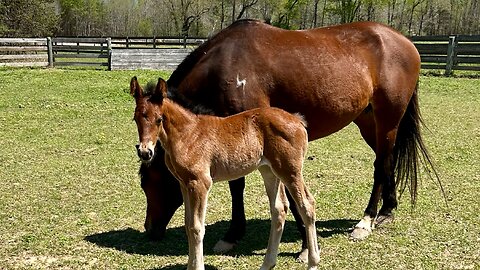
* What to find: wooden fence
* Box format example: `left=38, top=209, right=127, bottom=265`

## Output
left=411, top=35, right=480, bottom=75
left=50, top=37, right=111, bottom=68
left=110, top=36, right=205, bottom=49
left=110, top=48, right=192, bottom=70
left=1, top=36, right=479, bottom=74
left=0, top=38, right=48, bottom=67
left=0, top=36, right=204, bottom=70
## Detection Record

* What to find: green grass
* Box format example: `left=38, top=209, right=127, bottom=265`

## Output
left=0, top=68, right=479, bottom=269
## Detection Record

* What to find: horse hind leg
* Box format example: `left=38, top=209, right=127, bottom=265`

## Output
left=285, top=189, right=308, bottom=263
left=352, top=107, right=382, bottom=240
left=280, top=172, right=320, bottom=270
left=351, top=101, right=400, bottom=240
left=258, top=166, right=289, bottom=270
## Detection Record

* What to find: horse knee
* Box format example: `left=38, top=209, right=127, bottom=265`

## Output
left=272, top=202, right=287, bottom=221
left=187, top=224, right=205, bottom=243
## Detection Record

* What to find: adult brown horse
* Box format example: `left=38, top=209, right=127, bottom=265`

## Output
left=138, top=19, right=434, bottom=258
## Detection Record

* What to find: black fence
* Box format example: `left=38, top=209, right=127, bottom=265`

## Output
left=411, top=35, right=480, bottom=75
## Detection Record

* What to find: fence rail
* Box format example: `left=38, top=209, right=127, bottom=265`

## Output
left=0, top=38, right=48, bottom=67
left=111, top=36, right=205, bottom=49
left=111, top=48, right=192, bottom=70
left=411, top=35, right=480, bottom=75
left=1, top=36, right=479, bottom=74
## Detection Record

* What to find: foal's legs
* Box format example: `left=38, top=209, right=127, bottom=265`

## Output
left=180, top=176, right=212, bottom=270
left=258, top=166, right=289, bottom=270
left=279, top=173, right=320, bottom=270
left=285, top=190, right=308, bottom=262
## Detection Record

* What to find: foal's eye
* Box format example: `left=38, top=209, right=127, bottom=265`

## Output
left=156, top=116, right=163, bottom=125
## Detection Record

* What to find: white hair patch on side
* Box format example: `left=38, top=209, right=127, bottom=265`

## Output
left=236, top=74, right=247, bottom=89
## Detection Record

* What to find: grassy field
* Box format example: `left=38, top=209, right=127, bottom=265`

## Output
left=0, top=68, right=478, bottom=270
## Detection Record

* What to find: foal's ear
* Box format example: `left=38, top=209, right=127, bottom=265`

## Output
left=154, top=78, right=168, bottom=100
left=130, top=76, right=143, bottom=98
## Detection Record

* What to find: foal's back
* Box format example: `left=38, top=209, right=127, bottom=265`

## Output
left=200, top=107, right=308, bottom=182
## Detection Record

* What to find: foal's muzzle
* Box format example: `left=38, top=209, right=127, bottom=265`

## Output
left=136, top=144, right=154, bottom=161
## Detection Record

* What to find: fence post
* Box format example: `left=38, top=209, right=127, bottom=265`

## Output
left=183, top=36, right=187, bottom=48
left=47, top=37, right=53, bottom=68
left=445, top=36, right=456, bottom=76
left=107, top=37, right=112, bottom=71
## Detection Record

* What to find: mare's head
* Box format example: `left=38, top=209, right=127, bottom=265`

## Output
left=130, top=76, right=168, bottom=163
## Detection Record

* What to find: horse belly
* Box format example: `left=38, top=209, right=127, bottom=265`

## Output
left=211, top=157, right=261, bottom=182
left=272, top=79, right=372, bottom=140
left=210, top=141, right=263, bottom=182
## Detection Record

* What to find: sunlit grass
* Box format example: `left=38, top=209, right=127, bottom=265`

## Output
left=0, top=69, right=478, bottom=269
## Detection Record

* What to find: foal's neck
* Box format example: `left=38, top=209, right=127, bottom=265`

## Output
left=162, top=99, right=198, bottom=135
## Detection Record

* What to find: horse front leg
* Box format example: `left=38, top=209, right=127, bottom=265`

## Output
left=181, top=178, right=212, bottom=270
left=213, top=177, right=246, bottom=253
left=258, top=167, right=289, bottom=270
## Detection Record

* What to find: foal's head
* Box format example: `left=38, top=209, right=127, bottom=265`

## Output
left=130, top=77, right=168, bottom=163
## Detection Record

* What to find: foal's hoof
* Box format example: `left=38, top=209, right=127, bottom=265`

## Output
left=296, top=248, right=308, bottom=263
left=213, top=239, right=236, bottom=254
left=350, top=227, right=372, bottom=241
left=375, top=214, right=394, bottom=227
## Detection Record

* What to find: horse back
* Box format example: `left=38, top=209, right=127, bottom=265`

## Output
left=169, top=20, right=420, bottom=140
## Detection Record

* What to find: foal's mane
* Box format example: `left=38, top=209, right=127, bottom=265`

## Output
left=142, top=81, right=214, bottom=115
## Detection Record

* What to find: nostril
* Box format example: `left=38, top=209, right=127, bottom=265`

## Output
left=135, top=144, right=140, bottom=150
left=148, top=149, right=153, bottom=158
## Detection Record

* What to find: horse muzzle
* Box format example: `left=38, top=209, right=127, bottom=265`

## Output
left=136, top=143, right=155, bottom=162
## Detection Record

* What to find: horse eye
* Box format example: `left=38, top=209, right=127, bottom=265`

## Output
left=156, top=116, right=163, bottom=125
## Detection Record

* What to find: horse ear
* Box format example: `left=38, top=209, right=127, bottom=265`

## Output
left=130, top=76, right=143, bottom=98
left=155, top=77, right=168, bottom=99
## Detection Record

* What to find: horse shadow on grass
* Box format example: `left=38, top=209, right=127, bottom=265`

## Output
left=85, top=218, right=356, bottom=261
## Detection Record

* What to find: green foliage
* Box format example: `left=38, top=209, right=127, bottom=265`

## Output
left=0, top=0, right=59, bottom=37
left=58, top=0, right=107, bottom=36
left=0, top=68, right=479, bottom=269
left=272, top=0, right=308, bottom=29
left=137, top=19, right=153, bottom=36
left=1, top=0, right=478, bottom=36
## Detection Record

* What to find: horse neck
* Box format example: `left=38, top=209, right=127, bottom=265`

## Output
left=161, top=99, right=198, bottom=140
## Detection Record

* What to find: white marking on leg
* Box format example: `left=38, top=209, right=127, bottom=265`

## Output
left=213, top=239, right=236, bottom=254
left=355, top=216, right=375, bottom=231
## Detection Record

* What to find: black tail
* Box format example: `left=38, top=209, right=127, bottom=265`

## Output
left=393, top=82, right=445, bottom=206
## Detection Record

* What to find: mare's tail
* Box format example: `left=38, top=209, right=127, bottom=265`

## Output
left=393, top=81, right=445, bottom=205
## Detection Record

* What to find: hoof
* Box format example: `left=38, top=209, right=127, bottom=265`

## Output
left=296, top=248, right=308, bottom=263
left=375, top=214, right=394, bottom=227
left=350, top=227, right=372, bottom=241
left=213, top=239, right=236, bottom=254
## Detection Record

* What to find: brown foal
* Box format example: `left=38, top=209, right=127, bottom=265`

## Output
left=131, top=77, right=320, bottom=270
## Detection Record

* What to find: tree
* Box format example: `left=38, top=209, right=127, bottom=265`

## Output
left=58, top=0, right=106, bottom=36
left=273, top=0, right=307, bottom=29
left=0, top=0, right=59, bottom=37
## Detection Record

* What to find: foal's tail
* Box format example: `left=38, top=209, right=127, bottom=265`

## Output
left=394, top=81, right=445, bottom=206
